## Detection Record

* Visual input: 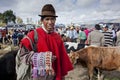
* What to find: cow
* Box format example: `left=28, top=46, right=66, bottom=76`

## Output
left=64, top=42, right=87, bottom=53
left=0, top=49, right=18, bottom=80
left=69, top=46, right=120, bottom=80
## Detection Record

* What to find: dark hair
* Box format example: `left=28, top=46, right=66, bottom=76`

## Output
left=41, top=16, right=46, bottom=21
left=61, top=34, right=65, bottom=37
left=95, top=24, right=101, bottom=30
left=105, top=25, right=109, bottom=28
left=81, top=28, right=84, bottom=31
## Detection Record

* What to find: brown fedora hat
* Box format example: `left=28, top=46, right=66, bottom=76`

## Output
left=39, top=4, right=58, bottom=17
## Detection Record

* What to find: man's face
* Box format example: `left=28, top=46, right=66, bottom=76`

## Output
left=102, top=27, right=108, bottom=32
left=42, top=17, right=56, bottom=33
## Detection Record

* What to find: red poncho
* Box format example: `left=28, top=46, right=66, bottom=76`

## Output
left=21, top=27, right=73, bottom=80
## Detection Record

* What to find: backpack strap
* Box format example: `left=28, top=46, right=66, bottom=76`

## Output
left=34, top=29, right=38, bottom=44
left=33, top=29, right=38, bottom=52
left=25, top=29, right=38, bottom=52
left=25, top=36, right=34, bottom=51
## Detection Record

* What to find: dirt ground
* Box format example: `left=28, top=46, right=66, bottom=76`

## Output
left=1, top=44, right=120, bottom=80
left=65, top=64, right=120, bottom=80
left=65, top=65, right=88, bottom=80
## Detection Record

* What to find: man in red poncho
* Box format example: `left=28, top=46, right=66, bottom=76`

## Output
left=16, top=4, right=73, bottom=80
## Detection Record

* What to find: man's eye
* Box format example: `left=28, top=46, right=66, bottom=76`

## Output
left=45, top=18, right=49, bottom=20
left=45, top=18, right=55, bottom=21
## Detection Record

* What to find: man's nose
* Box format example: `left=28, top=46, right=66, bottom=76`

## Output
left=48, top=20, right=53, bottom=23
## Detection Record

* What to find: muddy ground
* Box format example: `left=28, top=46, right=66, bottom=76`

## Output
left=1, top=44, right=120, bottom=80
left=65, top=65, right=120, bottom=80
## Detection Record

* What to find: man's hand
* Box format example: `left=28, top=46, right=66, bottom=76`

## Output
left=62, top=77, right=65, bottom=80
left=52, top=55, right=56, bottom=62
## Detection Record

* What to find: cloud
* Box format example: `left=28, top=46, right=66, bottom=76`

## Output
left=0, top=0, right=120, bottom=24
left=99, top=0, right=120, bottom=11
left=0, top=0, right=17, bottom=7
left=0, top=0, right=18, bottom=13
left=76, top=0, right=97, bottom=7
left=100, top=0, right=113, bottom=5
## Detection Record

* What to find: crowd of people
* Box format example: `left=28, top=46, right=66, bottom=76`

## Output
left=0, top=28, right=31, bottom=46
left=0, top=22, right=120, bottom=48
left=58, top=24, right=120, bottom=47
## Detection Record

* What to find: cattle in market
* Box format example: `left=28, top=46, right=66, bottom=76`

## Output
left=0, top=49, right=18, bottom=80
left=64, top=42, right=87, bottom=53
left=69, top=46, right=120, bottom=80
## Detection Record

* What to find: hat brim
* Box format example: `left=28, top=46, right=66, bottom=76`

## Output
left=38, top=15, right=58, bottom=17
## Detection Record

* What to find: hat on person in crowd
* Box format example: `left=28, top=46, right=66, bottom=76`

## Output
left=70, top=26, right=74, bottom=29
left=66, top=26, right=69, bottom=29
left=95, top=24, right=101, bottom=30
left=102, top=25, right=109, bottom=28
left=39, top=4, right=58, bottom=17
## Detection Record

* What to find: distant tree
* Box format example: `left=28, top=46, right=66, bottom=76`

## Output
left=0, top=13, right=3, bottom=22
left=16, top=17, right=23, bottom=24
left=3, top=10, right=16, bottom=24
left=0, top=13, right=6, bottom=26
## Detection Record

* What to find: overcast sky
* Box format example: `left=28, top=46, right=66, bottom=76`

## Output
left=0, top=0, right=120, bottom=24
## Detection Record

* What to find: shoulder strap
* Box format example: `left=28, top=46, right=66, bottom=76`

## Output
left=25, top=29, right=38, bottom=52
left=33, top=29, right=38, bottom=52
left=34, top=29, right=38, bottom=44
left=25, top=36, right=34, bottom=50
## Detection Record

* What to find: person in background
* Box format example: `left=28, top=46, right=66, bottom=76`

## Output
left=79, top=28, right=86, bottom=44
left=68, top=26, right=74, bottom=41
left=116, top=28, right=120, bottom=46
left=16, top=4, right=73, bottom=80
left=84, top=27, right=89, bottom=38
left=0, top=30, right=2, bottom=43
left=87, top=24, right=105, bottom=46
left=17, top=30, right=24, bottom=45
left=66, top=26, right=71, bottom=42
left=102, top=25, right=113, bottom=47
left=72, top=27, right=78, bottom=42
left=12, top=30, right=18, bottom=46
left=112, top=27, right=117, bottom=46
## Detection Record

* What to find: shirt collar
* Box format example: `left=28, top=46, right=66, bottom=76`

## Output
left=41, top=25, right=54, bottom=34
left=42, top=25, right=49, bottom=33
